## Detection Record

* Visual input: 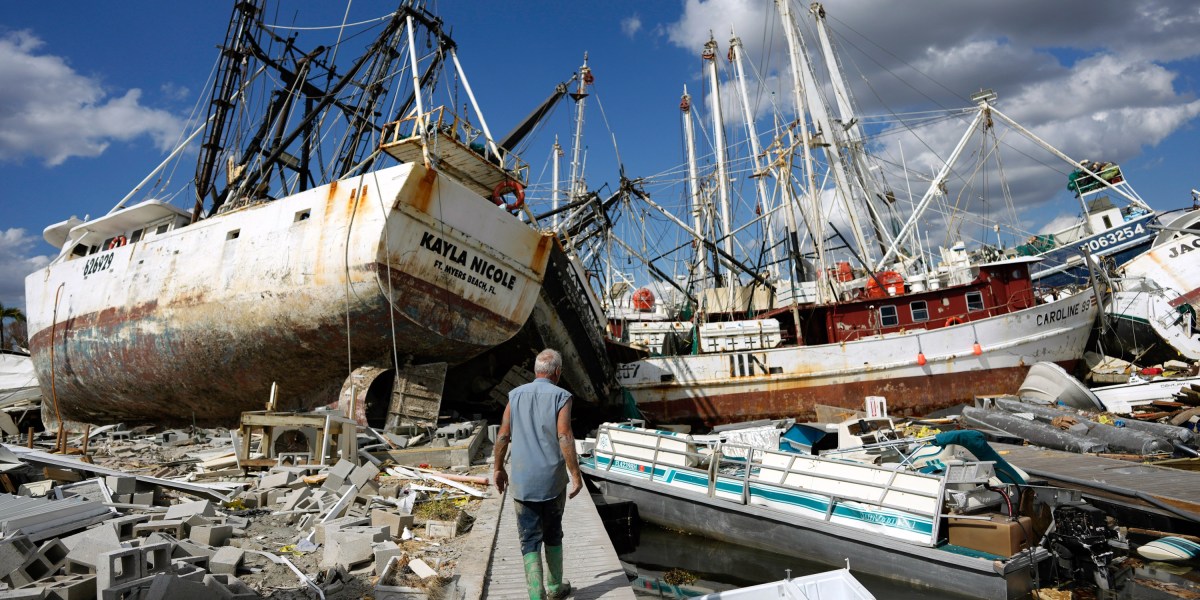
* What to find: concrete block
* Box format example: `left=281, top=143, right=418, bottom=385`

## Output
left=322, top=526, right=387, bottom=568
left=170, top=561, right=206, bottom=582
left=264, top=489, right=285, bottom=506
left=105, top=515, right=152, bottom=541
left=62, top=526, right=122, bottom=572
left=314, top=516, right=367, bottom=545
left=347, top=463, right=379, bottom=489
left=0, top=586, right=47, bottom=599
left=164, top=501, right=213, bottom=521
left=96, top=548, right=143, bottom=590
left=141, top=543, right=173, bottom=576
left=36, top=540, right=67, bottom=572
left=208, top=547, right=243, bottom=576
left=0, top=534, right=35, bottom=578
left=256, top=471, right=294, bottom=490
left=279, top=488, right=312, bottom=511
left=99, top=574, right=155, bottom=600
left=408, top=557, right=438, bottom=579
left=132, top=520, right=184, bottom=539
left=372, top=542, right=404, bottom=575
left=6, top=555, right=55, bottom=588
left=322, top=459, right=356, bottom=491
left=371, top=509, right=415, bottom=537
left=145, top=572, right=209, bottom=600
left=171, top=555, right=209, bottom=572
left=203, top=574, right=257, bottom=599
left=17, top=481, right=54, bottom=497
left=171, top=540, right=215, bottom=560
left=425, top=518, right=460, bottom=539
left=187, top=524, right=232, bottom=548
left=104, top=477, right=137, bottom=496
left=130, top=491, right=154, bottom=507
left=42, top=573, right=95, bottom=600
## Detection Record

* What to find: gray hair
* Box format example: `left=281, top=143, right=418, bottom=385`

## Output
left=534, top=348, right=562, bottom=376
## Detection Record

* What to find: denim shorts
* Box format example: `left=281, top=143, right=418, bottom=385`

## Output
left=514, top=492, right=566, bottom=555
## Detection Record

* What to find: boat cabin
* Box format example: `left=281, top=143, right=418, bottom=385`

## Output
left=767, top=256, right=1040, bottom=345
left=44, top=199, right=192, bottom=262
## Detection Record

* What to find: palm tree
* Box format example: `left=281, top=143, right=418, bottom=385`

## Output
left=0, top=303, right=25, bottom=352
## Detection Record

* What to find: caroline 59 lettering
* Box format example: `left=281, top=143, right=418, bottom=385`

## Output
left=1036, top=296, right=1094, bottom=327
left=82, top=254, right=113, bottom=278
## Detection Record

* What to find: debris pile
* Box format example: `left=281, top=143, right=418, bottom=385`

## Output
left=0, top=410, right=495, bottom=599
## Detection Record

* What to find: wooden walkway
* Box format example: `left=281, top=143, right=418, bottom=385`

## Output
left=482, top=490, right=635, bottom=599
left=995, top=443, right=1200, bottom=517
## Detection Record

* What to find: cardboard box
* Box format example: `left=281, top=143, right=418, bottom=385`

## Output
left=948, top=515, right=1032, bottom=557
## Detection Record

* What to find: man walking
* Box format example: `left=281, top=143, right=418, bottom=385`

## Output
left=494, top=348, right=583, bottom=599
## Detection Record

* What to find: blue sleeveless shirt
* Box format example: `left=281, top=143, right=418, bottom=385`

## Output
left=508, top=378, right=570, bottom=501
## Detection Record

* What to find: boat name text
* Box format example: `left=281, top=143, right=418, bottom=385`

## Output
left=1076, top=222, right=1145, bottom=254
left=1164, top=236, right=1200, bottom=260
left=420, top=231, right=516, bottom=294
left=1036, top=296, right=1093, bottom=327
left=82, top=254, right=113, bottom=278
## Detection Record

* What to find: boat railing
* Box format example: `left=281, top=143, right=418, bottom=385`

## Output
left=594, top=423, right=946, bottom=546
left=379, top=106, right=530, bottom=191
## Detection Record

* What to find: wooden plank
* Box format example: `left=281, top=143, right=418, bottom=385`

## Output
left=386, top=363, right=447, bottom=430
left=484, top=490, right=634, bottom=599
left=994, top=443, right=1200, bottom=515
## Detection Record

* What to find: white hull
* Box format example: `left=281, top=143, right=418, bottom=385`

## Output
left=23, top=164, right=552, bottom=422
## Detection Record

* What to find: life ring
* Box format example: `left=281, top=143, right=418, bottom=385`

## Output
left=945, top=316, right=964, bottom=327
left=491, top=180, right=525, bottom=212
left=107, top=236, right=127, bottom=250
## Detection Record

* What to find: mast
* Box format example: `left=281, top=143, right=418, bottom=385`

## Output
left=809, top=2, right=897, bottom=257
left=552, top=138, right=563, bottom=230
left=192, top=0, right=261, bottom=223
left=568, top=54, right=592, bottom=200
left=729, top=33, right=780, bottom=280
left=681, top=88, right=708, bottom=299
left=703, top=37, right=735, bottom=300
left=776, top=0, right=828, bottom=302
left=784, top=7, right=873, bottom=267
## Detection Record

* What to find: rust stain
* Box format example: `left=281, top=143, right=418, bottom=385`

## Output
left=530, top=233, right=554, bottom=278
left=411, top=166, right=437, bottom=214
left=633, top=361, right=1079, bottom=428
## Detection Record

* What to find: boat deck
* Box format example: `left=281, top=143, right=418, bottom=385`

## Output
left=480, top=489, right=634, bottom=599
left=995, top=443, right=1200, bottom=517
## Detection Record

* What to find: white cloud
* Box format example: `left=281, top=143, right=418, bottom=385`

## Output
left=0, top=229, right=52, bottom=310
left=0, top=30, right=185, bottom=166
left=621, top=14, right=643, bottom=38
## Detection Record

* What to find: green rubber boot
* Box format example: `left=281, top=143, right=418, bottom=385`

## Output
left=522, top=552, right=545, bottom=600
left=545, top=545, right=572, bottom=599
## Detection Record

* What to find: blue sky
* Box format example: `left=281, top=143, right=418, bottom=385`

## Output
left=3, top=0, right=1199, bottom=309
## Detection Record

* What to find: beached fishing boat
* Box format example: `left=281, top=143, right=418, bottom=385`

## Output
left=581, top=422, right=1049, bottom=599
left=23, top=2, right=553, bottom=423
left=1102, top=207, right=1200, bottom=365
left=601, top=5, right=1099, bottom=426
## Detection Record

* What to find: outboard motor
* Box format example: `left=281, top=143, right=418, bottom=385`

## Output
left=1043, top=503, right=1116, bottom=590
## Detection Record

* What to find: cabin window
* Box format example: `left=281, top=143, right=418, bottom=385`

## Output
left=966, top=291, right=985, bottom=312
left=1102, top=215, right=1113, bottom=229
left=226, top=230, right=240, bottom=241
left=879, top=305, right=899, bottom=327
left=155, top=224, right=169, bottom=235
left=102, top=237, right=115, bottom=250
left=129, top=229, right=143, bottom=243
left=294, top=209, right=311, bottom=222
left=89, top=245, right=99, bottom=255
left=910, top=301, right=929, bottom=322
left=71, top=245, right=87, bottom=257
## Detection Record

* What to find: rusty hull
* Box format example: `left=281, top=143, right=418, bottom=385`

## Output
left=25, top=163, right=551, bottom=424
left=634, top=361, right=1078, bottom=428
